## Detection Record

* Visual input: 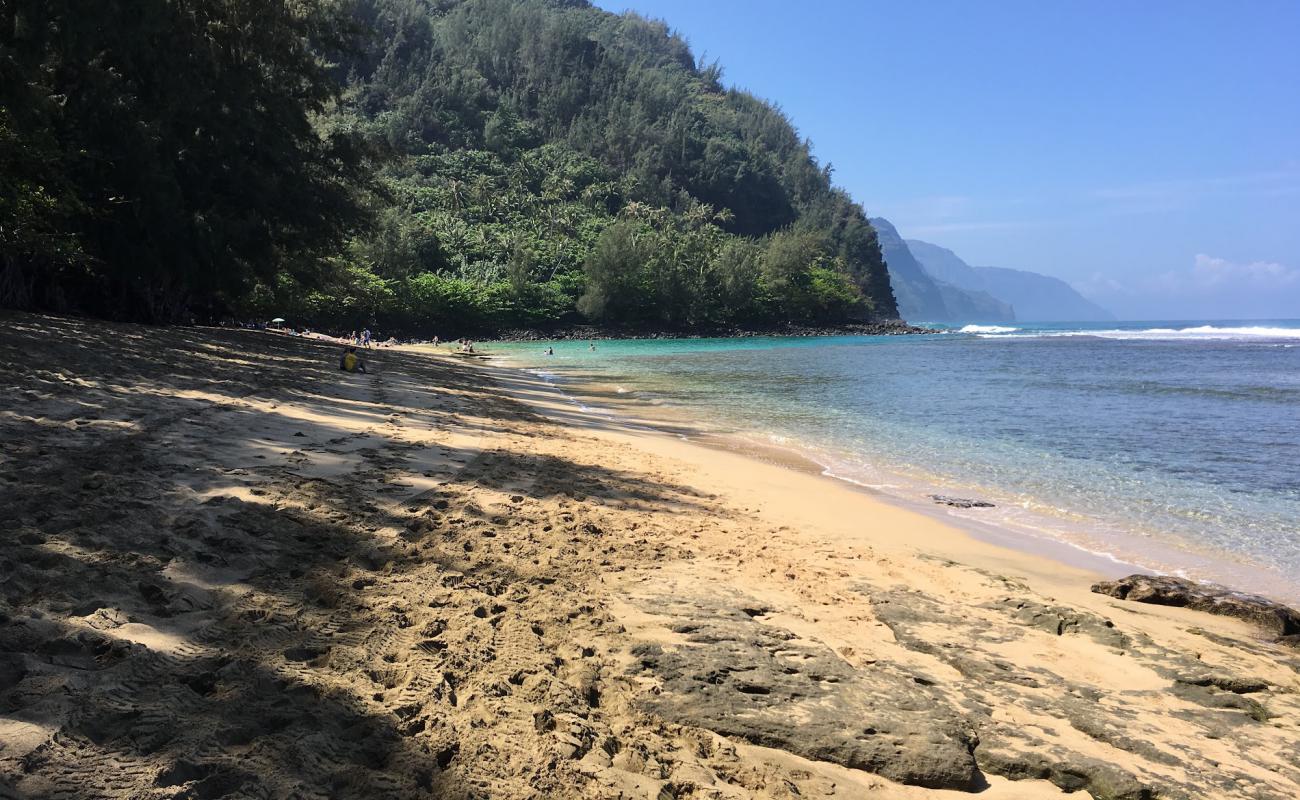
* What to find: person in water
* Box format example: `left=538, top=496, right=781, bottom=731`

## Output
left=589, top=341, right=596, bottom=351
left=339, top=346, right=367, bottom=373
left=545, top=346, right=554, bottom=356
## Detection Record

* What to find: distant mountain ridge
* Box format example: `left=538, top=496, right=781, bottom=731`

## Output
left=906, top=239, right=1114, bottom=322
left=869, top=218, right=1014, bottom=323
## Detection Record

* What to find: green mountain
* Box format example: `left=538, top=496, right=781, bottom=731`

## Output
left=1, top=0, right=904, bottom=333
left=906, top=239, right=1114, bottom=322
left=870, top=218, right=1013, bottom=323
left=325, top=0, right=902, bottom=333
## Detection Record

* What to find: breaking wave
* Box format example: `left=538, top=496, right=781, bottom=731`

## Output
left=1014, top=325, right=1300, bottom=341
left=1079, top=326, right=1300, bottom=340
left=957, top=324, right=1020, bottom=334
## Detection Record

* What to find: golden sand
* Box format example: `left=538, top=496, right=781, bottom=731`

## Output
left=2, top=312, right=1298, bottom=799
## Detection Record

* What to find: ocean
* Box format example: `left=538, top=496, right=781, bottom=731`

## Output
left=488, top=321, right=1300, bottom=603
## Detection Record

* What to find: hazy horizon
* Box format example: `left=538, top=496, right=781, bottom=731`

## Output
left=594, top=0, right=1300, bottom=321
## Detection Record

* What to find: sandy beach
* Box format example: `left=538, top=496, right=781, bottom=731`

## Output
left=3, top=311, right=1299, bottom=799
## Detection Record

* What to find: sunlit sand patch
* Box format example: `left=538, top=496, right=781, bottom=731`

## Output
left=0, top=717, right=58, bottom=761
left=164, top=558, right=253, bottom=592
left=193, top=483, right=277, bottom=506
left=105, top=622, right=193, bottom=656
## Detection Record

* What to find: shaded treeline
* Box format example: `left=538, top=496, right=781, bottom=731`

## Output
left=1, top=0, right=900, bottom=334
left=0, top=0, right=378, bottom=321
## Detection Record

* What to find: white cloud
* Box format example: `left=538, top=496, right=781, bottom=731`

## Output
left=1081, top=254, right=1300, bottom=319
left=1189, top=253, right=1300, bottom=288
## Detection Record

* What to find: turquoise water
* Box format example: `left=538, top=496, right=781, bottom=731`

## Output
left=489, top=321, right=1300, bottom=602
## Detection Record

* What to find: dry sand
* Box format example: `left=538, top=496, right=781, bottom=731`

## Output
left=2, top=311, right=1299, bottom=799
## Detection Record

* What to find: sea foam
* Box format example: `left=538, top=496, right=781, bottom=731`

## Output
left=958, top=324, right=1020, bottom=334
left=1060, top=325, right=1300, bottom=341
left=971, top=325, right=1300, bottom=341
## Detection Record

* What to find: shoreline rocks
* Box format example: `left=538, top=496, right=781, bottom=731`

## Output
left=1091, top=574, right=1300, bottom=646
left=930, top=495, right=996, bottom=508
left=628, top=594, right=983, bottom=791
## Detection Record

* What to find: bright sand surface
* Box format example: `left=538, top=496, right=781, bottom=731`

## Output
left=3, top=312, right=1299, bottom=799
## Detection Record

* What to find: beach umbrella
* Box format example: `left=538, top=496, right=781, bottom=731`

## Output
left=270, top=318, right=286, bottom=324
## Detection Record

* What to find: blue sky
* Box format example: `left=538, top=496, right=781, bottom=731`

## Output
left=593, top=0, right=1300, bottom=319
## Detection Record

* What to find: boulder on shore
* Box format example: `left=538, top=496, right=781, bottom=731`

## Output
left=1091, top=574, right=1300, bottom=646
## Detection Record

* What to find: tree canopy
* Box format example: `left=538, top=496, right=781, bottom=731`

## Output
left=1, top=0, right=900, bottom=333
left=0, top=0, right=378, bottom=321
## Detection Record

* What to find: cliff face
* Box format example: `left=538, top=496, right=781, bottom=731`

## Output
left=905, top=239, right=985, bottom=287
left=908, top=239, right=1114, bottom=322
left=935, top=282, right=1016, bottom=322
left=871, top=217, right=948, bottom=320
left=971, top=266, right=1114, bottom=322
left=870, top=218, right=1014, bottom=323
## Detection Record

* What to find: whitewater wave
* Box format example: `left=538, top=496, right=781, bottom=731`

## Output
left=981, top=325, right=1300, bottom=341
left=958, top=324, right=1020, bottom=334
left=1086, top=326, right=1300, bottom=340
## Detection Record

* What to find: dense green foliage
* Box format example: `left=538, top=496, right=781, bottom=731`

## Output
left=2, top=0, right=899, bottom=332
left=0, top=0, right=378, bottom=321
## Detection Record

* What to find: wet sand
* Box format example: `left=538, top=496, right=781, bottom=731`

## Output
left=3, top=312, right=1299, bottom=799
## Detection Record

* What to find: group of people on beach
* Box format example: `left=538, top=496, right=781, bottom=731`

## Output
left=426, top=336, right=476, bottom=352
left=334, top=333, right=600, bottom=375
left=339, top=328, right=376, bottom=373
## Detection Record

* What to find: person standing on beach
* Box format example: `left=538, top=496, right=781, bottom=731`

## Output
left=361, top=328, right=372, bottom=349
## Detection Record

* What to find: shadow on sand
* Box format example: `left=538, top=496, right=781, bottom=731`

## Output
left=0, top=313, right=702, bottom=798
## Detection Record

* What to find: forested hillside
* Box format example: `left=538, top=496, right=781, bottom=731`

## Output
left=1, top=0, right=901, bottom=334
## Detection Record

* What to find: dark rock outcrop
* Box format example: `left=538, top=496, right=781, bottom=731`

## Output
left=976, top=744, right=1170, bottom=800
left=930, top=495, right=995, bottom=508
left=629, top=595, right=983, bottom=790
left=867, top=588, right=1174, bottom=798
left=622, top=570, right=1300, bottom=799
left=1091, top=574, right=1300, bottom=645
left=992, top=598, right=1128, bottom=647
